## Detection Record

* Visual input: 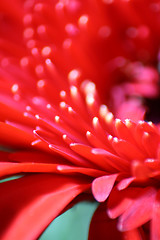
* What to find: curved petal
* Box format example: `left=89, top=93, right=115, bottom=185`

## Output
left=92, top=174, right=118, bottom=202
left=0, top=174, right=90, bottom=240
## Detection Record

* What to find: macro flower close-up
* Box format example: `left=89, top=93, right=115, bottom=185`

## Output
left=1, top=0, right=160, bottom=239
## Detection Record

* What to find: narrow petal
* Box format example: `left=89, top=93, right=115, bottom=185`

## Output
left=112, top=138, right=146, bottom=161
left=0, top=162, right=59, bottom=177
left=57, top=165, right=106, bottom=177
left=70, top=143, right=117, bottom=171
left=49, top=144, right=94, bottom=167
left=115, top=119, right=135, bottom=144
left=92, top=147, right=129, bottom=171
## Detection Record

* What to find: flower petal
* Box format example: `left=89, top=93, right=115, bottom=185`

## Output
left=151, top=190, right=160, bottom=240
left=57, top=165, right=106, bottom=177
left=0, top=174, right=89, bottom=240
left=92, top=174, right=118, bottom=202
left=89, top=202, right=146, bottom=240
left=0, top=122, right=34, bottom=148
left=117, top=177, right=135, bottom=190
left=0, top=162, right=59, bottom=177
left=89, top=203, right=123, bottom=240
left=107, top=187, right=141, bottom=219
left=70, top=143, right=116, bottom=171
left=123, top=228, right=146, bottom=240
left=118, top=187, right=157, bottom=231
left=112, top=138, right=146, bottom=161
left=9, top=151, right=70, bottom=165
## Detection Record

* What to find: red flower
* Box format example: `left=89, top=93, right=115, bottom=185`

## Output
left=0, top=0, right=160, bottom=239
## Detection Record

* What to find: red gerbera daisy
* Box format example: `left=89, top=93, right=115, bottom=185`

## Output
left=0, top=0, right=160, bottom=239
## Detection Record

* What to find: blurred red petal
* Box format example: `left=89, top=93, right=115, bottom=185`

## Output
left=118, top=187, right=156, bottom=231
left=107, top=187, right=141, bottom=219
left=151, top=190, right=160, bottom=240
left=123, top=228, right=146, bottom=240
left=117, top=177, right=135, bottom=190
left=89, top=202, right=146, bottom=240
left=0, top=151, right=10, bottom=162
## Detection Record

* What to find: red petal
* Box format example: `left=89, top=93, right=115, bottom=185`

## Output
left=89, top=203, right=123, bottom=240
left=89, top=203, right=146, bottom=240
left=9, top=151, right=55, bottom=163
left=92, top=174, right=118, bottom=202
left=0, top=174, right=89, bottom=240
left=0, top=151, right=10, bottom=162
left=0, top=162, right=59, bottom=177
left=0, top=122, right=34, bottom=148
left=49, top=143, right=94, bottom=167
left=57, top=165, right=106, bottom=177
left=117, top=177, right=135, bottom=190
left=70, top=143, right=117, bottom=171
left=118, top=187, right=156, bottom=231
left=142, top=132, right=159, bottom=158
left=112, top=138, right=146, bottom=161
left=0, top=102, right=36, bottom=126
left=107, top=187, right=141, bottom=219
left=9, top=151, right=70, bottom=165
left=115, top=118, right=135, bottom=144
left=92, top=148, right=129, bottom=171
left=131, top=160, right=152, bottom=181
left=123, top=228, right=146, bottom=240
left=0, top=160, right=105, bottom=178
left=151, top=190, right=160, bottom=240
